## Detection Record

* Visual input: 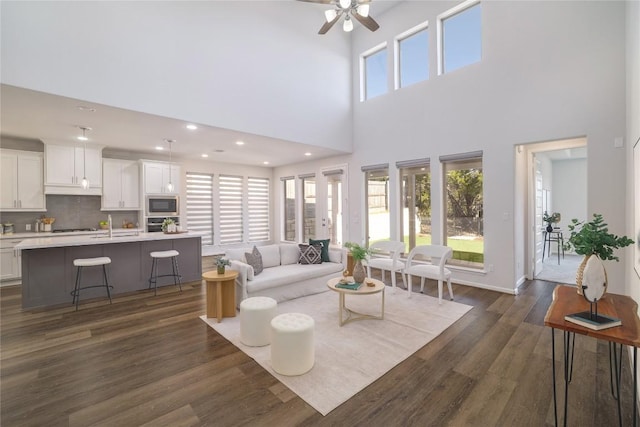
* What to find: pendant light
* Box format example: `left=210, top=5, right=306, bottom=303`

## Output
left=78, top=127, right=91, bottom=189
left=165, top=139, right=175, bottom=192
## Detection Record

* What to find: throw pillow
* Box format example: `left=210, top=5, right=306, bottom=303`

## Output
left=298, top=244, right=323, bottom=265
left=309, top=238, right=331, bottom=263
left=245, top=246, right=264, bottom=276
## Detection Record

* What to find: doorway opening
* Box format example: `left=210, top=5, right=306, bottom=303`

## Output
left=517, top=137, right=587, bottom=285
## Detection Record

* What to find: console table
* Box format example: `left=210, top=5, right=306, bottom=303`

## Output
left=544, top=285, right=640, bottom=426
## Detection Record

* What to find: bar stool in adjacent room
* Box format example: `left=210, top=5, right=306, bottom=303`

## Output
left=148, top=250, right=182, bottom=296
left=71, top=256, right=113, bottom=311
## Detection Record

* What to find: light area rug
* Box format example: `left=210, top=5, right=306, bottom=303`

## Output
left=200, top=289, right=473, bottom=416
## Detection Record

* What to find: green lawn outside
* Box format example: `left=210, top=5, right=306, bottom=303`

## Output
left=402, top=234, right=485, bottom=263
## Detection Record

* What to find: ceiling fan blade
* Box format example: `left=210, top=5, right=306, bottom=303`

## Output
left=352, top=12, right=380, bottom=32
left=318, top=13, right=341, bottom=34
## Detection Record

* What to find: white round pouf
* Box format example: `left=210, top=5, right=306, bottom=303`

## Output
left=270, top=312, right=315, bottom=376
left=240, top=297, right=278, bottom=347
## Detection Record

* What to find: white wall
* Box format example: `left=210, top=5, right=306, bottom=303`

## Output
left=0, top=1, right=352, bottom=152
left=349, top=1, right=628, bottom=293
left=626, top=0, right=640, bottom=301
left=552, top=158, right=587, bottom=232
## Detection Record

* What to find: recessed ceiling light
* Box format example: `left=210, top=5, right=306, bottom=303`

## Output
left=77, top=105, right=96, bottom=112
left=263, top=161, right=270, bottom=165
left=155, top=146, right=164, bottom=151
left=186, top=124, right=198, bottom=130
left=304, top=152, right=312, bottom=156
left=215, top=149, right=225, bottom=153
left=201, top=153, right=209, bottom=158
left=236, top=141, right=245, bottom=146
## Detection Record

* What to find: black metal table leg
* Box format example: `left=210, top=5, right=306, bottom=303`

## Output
left=552, top=328, right=558, bottom=426
left=635, top=347, right=638, bottom=427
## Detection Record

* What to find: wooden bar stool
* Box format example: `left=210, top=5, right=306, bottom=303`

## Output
left=71, top=257, right=113, bottom=311
left=148, top=250, right=182, bottom=295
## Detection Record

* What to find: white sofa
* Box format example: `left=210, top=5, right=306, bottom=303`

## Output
left=226, top=243, right=347, bottom=306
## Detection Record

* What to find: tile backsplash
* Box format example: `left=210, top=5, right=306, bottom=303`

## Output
left=0, top=195, right=139, bottom=232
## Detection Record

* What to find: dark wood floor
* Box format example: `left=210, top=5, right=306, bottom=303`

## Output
left=1, top=264, right=636, bottom=426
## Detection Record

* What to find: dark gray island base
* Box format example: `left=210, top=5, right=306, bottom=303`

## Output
left=20, top=236, right=202, bottom=309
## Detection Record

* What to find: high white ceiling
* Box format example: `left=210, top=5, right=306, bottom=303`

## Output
left=0, top=84, right=348, bottom=167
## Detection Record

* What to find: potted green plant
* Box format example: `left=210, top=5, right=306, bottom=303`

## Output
left=563, top=213, right=634, bottom=294
left=543, top=211, right=561, bottom=232
left=161, top=218, right=176, bottom=233
left=344, top=242, right=372, bottom=283
left=216, top=257, right=231, bottom=275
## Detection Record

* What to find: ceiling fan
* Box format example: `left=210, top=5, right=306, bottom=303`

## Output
left=298, top=0, right=380, bottom=34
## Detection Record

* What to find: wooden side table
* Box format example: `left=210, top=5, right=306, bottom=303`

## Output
left=544, top=285, right=640, bottom=426
left=202, top=270, right=239, bottom=322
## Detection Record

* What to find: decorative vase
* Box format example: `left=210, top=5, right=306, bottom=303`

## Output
left=546, top=224, right=553, bottom=232
left=217, top=265, right=225, bottom=275
left=353, top=260, right=366, bottom=284
left=576, top=254, right=608, bottom=296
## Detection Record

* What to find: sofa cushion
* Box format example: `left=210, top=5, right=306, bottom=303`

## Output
left=226, top=247, right=247, bottom=263
left=280, top=244, right=300, bottom=265
left=245, top=246, right=264, bottom=276
left=309, top=238, right=331, bottom=262
left=328, top=248, right=343, bottom=264
left=259, top=245, right=281, bottom=268
left=298, top=244, right=322, bottom=264
left=246, top=262, right=344, bottom=294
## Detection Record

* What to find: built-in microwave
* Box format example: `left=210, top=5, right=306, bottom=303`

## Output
left=147, top=196, right=179, bottom=216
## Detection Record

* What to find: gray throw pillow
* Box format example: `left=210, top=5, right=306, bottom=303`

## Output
left=298, top=244, right=322, bottom=265
left=245, top=246, right=264, bottom=276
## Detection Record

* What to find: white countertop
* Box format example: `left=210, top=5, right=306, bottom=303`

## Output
left=15, top=231, right=202, bottom=250
left=1, top=228, right=144, bottom=240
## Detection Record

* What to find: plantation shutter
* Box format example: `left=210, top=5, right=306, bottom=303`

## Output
left=219, top=174, right=243, bottom=244
left=185, top=172, right=213, bottom=245
left=248, top=177, right=270, bottom=242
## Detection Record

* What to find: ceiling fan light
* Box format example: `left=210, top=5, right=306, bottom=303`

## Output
left=324, top=9, right=337, bottom=23
left=357, top=4, right=369, bottom=17
left=339, top=0, right=351, bottom=9
left=343, top=16, right=353, bottom=32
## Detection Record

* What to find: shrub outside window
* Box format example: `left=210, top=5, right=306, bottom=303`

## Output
left=398, top=160, right=430, bottom=252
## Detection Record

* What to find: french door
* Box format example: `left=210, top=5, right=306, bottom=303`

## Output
left=316, top=165, right=348, bottom=246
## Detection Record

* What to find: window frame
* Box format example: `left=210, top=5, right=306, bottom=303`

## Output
left=281, top=176, right=296, bottom=242
left=362, top=164, right=390, bottom=247
left=300, top=173, right=317, bottom=242
left=397, top=158, right=431, bottom=253
left=394, top=20, right=429, bottom=90
left=360, top=42, right=388, bottom=102
left=436, top=0, right=482, bottom=76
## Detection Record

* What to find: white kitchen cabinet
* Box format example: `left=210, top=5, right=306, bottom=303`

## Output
left=44, top=143, right=103, bottom=194
left=142, top=161, right=180, bottom=194
left=0, top=150, right=46, bottom=211
left=102, top=159, right=140, bottom=210
left=0, top=238, right=22, bottom=280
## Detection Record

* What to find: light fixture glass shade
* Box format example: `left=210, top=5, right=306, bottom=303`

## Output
left=77, top=135, right=88, bottom=141
left=324, top=9, right=337, bottom=23
left=339, top=0, right=350, bottom=9
left=166, top=182, right=174, bottom=192
left=81, top=177, right=89, bottom=189
left=343, top=16, right=353, bottom=32
left=357, top=4, right=369, bottom=17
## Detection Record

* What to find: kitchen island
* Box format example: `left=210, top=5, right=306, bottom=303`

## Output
left=16, top=231, right=202, bottom=309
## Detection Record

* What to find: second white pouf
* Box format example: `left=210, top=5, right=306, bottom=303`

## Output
left=270, top=312, right=315, bottom=376
left=240, top=296, right=278, bottom=347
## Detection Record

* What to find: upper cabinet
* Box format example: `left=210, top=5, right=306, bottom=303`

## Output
left=44, top=143, right=103, bottom=195
left=102, top=159, right=140, bottom=210
left=142, top=161, right=180, bottom=195
left=0, top=149, right=46, bottom=211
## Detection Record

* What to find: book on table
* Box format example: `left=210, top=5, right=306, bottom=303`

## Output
left=336, top=282, right=361, bottom=291
left=564, top=311, right=622, bottom=330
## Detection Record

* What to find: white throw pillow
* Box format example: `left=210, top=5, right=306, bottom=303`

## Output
left=280, top=244, right=300, bottom=265
left=259, top=245, right=281, bottom=268
left=226, top=248, right=247, bottom=262
left=328, top=248, right=343, bottom=264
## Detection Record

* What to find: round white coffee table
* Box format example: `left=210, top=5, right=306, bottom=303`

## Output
left=327, top=277, right=385, bottom=326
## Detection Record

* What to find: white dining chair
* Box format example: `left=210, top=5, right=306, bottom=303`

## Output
left=405, top=245, right=454, bottom=304
left=365, top=240, right=406, bottom=291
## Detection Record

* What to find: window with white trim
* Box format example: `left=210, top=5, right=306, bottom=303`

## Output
left=363, top=164, right=390, bottom=246
left=248, top=177, right=270, bottom=242
left=398, top=159, right=430, bottom=252
left=219, top=174, right=243, bottom=244
left=282, top=177, right=296, bottom=242
left=441, top=151, right=484, bottom=268
left=361, top=43, right=388, bottom=101
left=301, top=175, right=316, bottom=241
left=438, top=0, right=482, bottom=75
left=185, top=172, right=213, bottom=246
left=395, top=22, right=429, bottom=90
